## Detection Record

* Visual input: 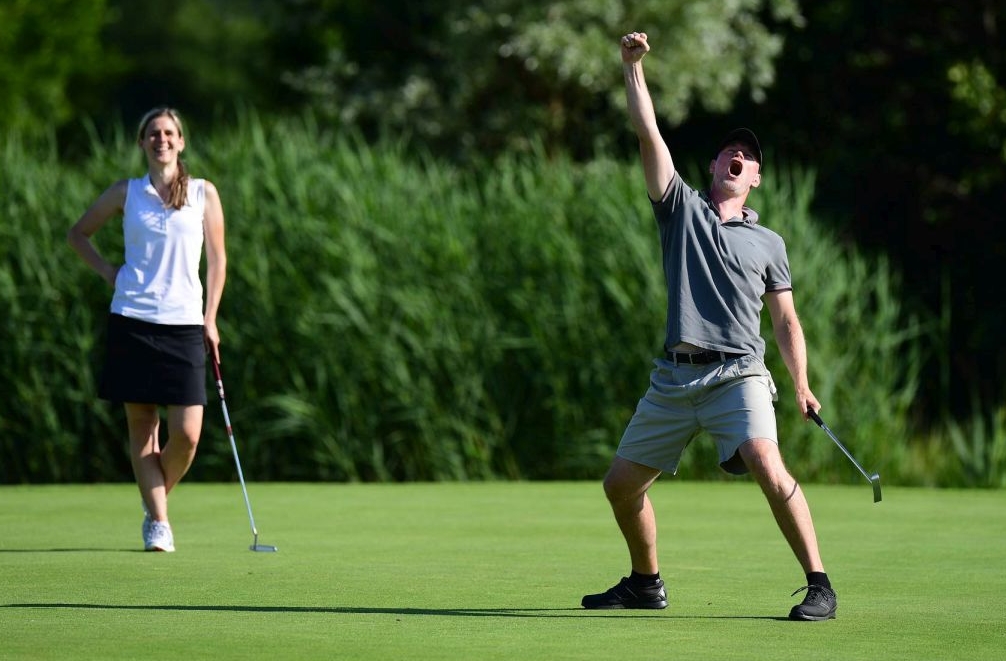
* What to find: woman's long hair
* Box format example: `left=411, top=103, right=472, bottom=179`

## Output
left=136, top=107, right=190, bottom=210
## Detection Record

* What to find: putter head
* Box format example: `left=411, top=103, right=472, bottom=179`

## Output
left=869, top=473, right=882, bottom=503
left=250, top=532, right=278, bottom=552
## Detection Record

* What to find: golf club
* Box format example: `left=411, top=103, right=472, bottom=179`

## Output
left=211, top=355, right=278, bottom=552
left=807, top=409, right=882, bottom=503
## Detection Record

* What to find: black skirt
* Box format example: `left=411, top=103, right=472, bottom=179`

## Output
left=99, top=313, right=207, bottom=406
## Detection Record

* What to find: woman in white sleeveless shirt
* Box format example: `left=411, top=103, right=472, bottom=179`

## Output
left=68, top=107, right=227, bottom=553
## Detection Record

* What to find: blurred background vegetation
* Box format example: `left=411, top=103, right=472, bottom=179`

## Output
left=1, top=0, right=1003, bottom=486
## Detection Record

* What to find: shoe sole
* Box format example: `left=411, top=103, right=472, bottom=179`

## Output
left=788, top=609, right=836, bottom=621
left=582, top=600, right=668, bottom=610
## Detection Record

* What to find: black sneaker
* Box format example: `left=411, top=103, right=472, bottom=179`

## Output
left=788, top=585, right=838, bottom=621
left=581, top=577, right=668, bottom=610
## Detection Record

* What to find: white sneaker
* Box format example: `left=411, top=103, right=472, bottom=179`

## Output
left=145, top=520, right=175, bottom=552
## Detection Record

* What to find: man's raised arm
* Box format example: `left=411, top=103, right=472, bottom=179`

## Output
left=621, top=32, right=674, bottom=201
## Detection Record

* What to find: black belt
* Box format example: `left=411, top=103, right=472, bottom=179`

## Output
left=665, top=349, right=745, bottom=365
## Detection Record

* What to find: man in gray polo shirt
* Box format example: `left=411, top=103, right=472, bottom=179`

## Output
left=581, top=31, right=837, bottom=621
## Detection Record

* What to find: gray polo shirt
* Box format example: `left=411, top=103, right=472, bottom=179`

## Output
left=653, top=174, right=792, bottom=359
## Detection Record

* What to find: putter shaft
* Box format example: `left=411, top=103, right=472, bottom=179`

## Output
left=213, top=356, right=279, bottom=550
left=808, top=409, right=882, bottom=503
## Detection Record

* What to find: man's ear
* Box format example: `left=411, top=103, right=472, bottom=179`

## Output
left=750, top=172, right=761, bottom=188
left=709, top=159, right=716, bottom=174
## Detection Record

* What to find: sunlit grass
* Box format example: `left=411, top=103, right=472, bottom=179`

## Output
left=1, top=482, right=1003, bottom=661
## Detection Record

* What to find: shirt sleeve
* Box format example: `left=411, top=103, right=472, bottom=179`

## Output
left=651, top=175, right=697, bottom=225
left=765, top=235, right=793, bottom=292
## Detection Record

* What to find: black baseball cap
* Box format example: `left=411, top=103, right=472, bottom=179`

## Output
left=715, top=128, right=763, bottom=167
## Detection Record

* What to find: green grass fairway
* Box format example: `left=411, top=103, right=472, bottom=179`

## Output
left=1, top=481, right=1003, bottom=660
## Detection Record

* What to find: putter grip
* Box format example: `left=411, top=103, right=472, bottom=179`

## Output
left=808, top=409, right=824, bottom=426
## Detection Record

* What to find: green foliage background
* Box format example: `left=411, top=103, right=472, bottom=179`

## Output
left=2, top=0, right=1004, bottom=423
left=2, top=1, right=1004, bottom=487
left=7, top=114, right=994, bottom=487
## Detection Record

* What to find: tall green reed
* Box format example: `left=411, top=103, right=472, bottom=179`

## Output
left=1, top=130, right=125, bottom=481
left=946, top=399, right=1006, bottom=487
left=1, top=114, right=969, bottom=485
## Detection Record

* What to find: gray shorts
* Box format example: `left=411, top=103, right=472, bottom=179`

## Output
left=616, top=355, right=778, bottom=475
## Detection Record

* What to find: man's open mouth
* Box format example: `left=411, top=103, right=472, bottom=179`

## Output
left=729, top=159, right=744, bottom=176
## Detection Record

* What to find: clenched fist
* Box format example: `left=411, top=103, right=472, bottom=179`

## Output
left=621, top=32, right=650, bottom=63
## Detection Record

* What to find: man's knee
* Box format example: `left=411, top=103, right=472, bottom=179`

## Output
left=602, top=457, right=659, bottom=502
left=602, top=472, right=627, bottom=503
left=740, top=437, right=782, bottom=467
left=741, top=438, right=799, bottom=497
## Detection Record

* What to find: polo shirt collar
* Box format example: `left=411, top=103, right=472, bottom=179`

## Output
left=700, top=189, right=760, bottom=225
left=141, top=174, right=159, bottom=197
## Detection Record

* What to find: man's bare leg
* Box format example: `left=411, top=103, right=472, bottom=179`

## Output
left=740, top=438, right=837, bottom=620
left=739, top=438, right=823, bottom=572
left=603, top=456, right=663, bottom=574
left=582, top=456, right=668, bottom=609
